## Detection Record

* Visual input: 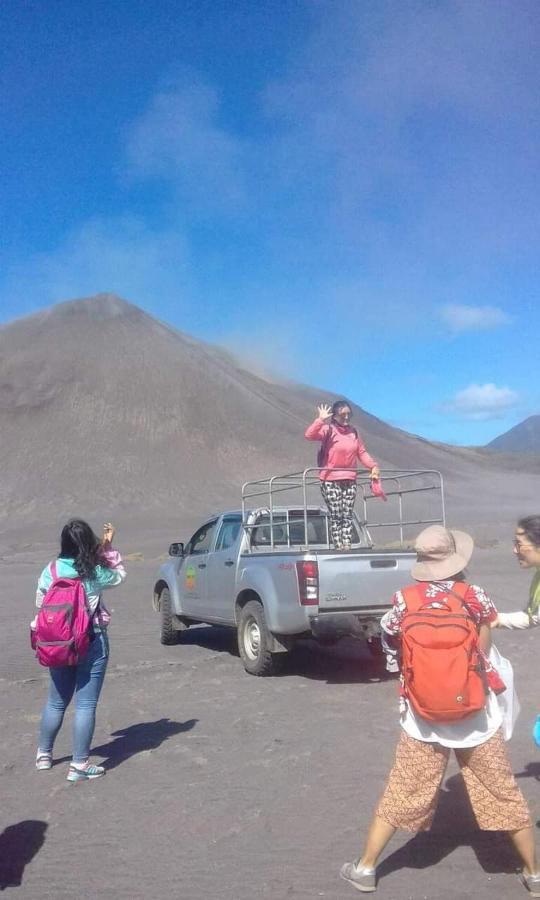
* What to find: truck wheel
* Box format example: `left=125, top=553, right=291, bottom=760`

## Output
left=159, top=587, right=184, bottom=645
left=238, top=601, right=282, bottom=676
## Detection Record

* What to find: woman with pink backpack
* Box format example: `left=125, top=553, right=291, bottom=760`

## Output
left=33, top=519, right=126, bottom=782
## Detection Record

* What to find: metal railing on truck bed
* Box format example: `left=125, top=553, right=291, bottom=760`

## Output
left=241, top=468, right=445, bottom=552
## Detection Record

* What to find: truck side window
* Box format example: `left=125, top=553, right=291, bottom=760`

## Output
left=187, top=521, right=217, bottom=556
left=215, top=516, right=242, bottom=552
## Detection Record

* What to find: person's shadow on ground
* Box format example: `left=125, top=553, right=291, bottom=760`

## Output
left=514, top=762, right=540, bottom=827
left=377, top=772, right=520, bottom=883
left=90, top=717, right=198, bottom=771
left=0, top=820, right=47, bottom=890
left=515, top=761, right=540, bottom=783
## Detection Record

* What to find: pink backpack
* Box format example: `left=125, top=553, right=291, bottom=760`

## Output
left=31, top=562, right=92, bottom=667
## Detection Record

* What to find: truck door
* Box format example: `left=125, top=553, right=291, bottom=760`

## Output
left=181, top=519, right=218, bottom=617
left=206, top=514, right=242, bottom=622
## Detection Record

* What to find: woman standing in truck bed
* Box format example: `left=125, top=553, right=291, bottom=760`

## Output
left=305, top=400, right=380, bottom=550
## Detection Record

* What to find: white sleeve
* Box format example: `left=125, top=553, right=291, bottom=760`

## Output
left=497, top=610, right=538, bottom=629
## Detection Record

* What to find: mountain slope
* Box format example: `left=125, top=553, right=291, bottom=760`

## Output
left=486, top=416, right=540, bottom=454
left=1, top=294, right=539, bottom=537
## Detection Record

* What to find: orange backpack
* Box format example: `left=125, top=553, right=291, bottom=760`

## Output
left=401, top=582, right=486, bottom=722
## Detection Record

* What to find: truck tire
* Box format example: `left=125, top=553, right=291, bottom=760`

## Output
left=237, top=600, right=283, bottom=676
left=159, top=587, right=184, bottom=645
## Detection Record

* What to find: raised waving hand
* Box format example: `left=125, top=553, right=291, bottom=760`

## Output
left=317, top=403, right=332, bottom=422
left=101, top=522, right=115, bottom=548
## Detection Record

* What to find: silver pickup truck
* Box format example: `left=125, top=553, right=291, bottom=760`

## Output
left=153, top=469, right=445, bottom=675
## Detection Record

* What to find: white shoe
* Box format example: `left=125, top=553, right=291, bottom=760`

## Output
left=36, top=752, right=52, bottom=770
left=67, top=762, right=105, bottom=782
left=340, top=860, right=376, bottom=892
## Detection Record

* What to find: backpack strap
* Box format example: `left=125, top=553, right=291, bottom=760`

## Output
left=50, top=561, right=58, bottom=580
left=319, top=424, right=334, bottom=466
left=447, top=581, right=469, bottom=598
left=444, top=581, right=471, bottom=611
left=402, top=582, right=470, bottom=614
left=447, top=583, right=480, bottom=626
left=400, top=584, right=424, bottom=613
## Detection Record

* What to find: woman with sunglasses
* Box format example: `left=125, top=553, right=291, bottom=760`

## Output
left=493, top=517, right=540, bottom=630
left=493, top=517, right=540, bottom=746
left=305, top=400, right=380, bottom=550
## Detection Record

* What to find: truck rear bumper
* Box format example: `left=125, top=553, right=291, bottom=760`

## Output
left=310, top=612, right=385, bottom=642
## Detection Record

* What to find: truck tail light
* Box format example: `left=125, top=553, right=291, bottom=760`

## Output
left=296, top=560, right=319, bottom=606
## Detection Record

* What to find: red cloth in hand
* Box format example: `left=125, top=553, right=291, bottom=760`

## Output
left=371, top=479, right=387, bottom=501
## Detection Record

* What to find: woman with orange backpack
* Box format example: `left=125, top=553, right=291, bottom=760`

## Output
left=340, top=524, right=539, bottom=896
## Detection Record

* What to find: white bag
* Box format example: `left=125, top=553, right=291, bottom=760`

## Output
left=489, top=644, right=521, bottom=741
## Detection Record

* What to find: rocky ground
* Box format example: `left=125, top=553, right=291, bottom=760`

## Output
left=1, top=530, right=540, bottom=900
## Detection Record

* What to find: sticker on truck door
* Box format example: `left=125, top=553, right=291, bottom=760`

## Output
left=185, top=565, right=196, bottom=590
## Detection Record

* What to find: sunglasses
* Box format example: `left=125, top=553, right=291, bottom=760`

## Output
left=513, top=540, right=535, bottom=550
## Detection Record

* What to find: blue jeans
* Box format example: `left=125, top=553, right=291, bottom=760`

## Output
left=38, top=631, right=109, bottom=763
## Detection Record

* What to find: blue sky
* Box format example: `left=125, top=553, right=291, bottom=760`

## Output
left=1, top=0, right=539, bottom=445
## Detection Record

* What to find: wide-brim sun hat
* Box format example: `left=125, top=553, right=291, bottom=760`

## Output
left=411, top=524, right=474, bottom=581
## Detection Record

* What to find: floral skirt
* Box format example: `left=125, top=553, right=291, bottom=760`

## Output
left=376, top=729, right=531, bottom=832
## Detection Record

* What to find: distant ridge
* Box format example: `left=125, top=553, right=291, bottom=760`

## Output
left=486, top=415, right=540, bottom=454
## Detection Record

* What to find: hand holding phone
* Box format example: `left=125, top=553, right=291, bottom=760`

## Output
left=102, top=522, right=115, bottom=546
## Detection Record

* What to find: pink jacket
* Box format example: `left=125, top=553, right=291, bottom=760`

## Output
left=304, top=418, right=378, bottom=481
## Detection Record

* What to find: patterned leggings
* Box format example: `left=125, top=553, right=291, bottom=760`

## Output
left=320, top=479, right=357, bottom=548
left=376, top=730, right=531, bottom=833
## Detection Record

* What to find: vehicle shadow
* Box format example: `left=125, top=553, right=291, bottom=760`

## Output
left=377, top=773, right=518, bottom=883
left=283, top=639, right=395, bottom=685
left=0, top=820, right=48, bottom=890
left=179, top=626, right=393, bottom=685
left=180, top=624, right=239, bottom=655
left=89, top=717, right=198, bottom=770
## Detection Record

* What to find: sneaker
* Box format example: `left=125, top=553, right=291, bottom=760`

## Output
left=35, top=752, right=52, bottom=771
left=67, top=763, right=105, bottom=782
left=520, top=872, right=540, bottom=897
left=340, top=860, right=376, bottom=892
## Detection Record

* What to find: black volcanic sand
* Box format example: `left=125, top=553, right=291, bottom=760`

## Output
left=1, top=525, right=539, bottom=900
left=1, top=295, right=540, bottom=896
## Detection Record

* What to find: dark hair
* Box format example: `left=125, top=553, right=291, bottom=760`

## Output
left=59, top=519, right=101, bottom=579
left=517, top=516, right=540, bottom=548
left=452, top=570, right=467, bottom=582
left=331, top=399, right=352, bottom=417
